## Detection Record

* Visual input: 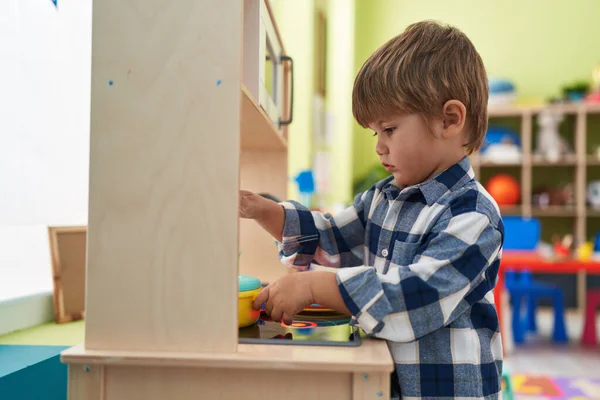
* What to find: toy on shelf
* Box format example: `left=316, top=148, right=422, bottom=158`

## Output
left=488, top=77, right=516, bottom=106
left=586, top=64, right=600, bottom=103
left=532, top=184, right=574, bottom=208
left=552, top=234, right=573, bottom=260
left=486, top=174, right=520, bottom=206
left=561, top=81, right=590, bottom=102
left=576, top=241, right=593, bottom=261
left=587, top=181, right=600, bottom=209
left=480, top=127, right=521, bottom=164
left=535, top=108, right=571, bottom=162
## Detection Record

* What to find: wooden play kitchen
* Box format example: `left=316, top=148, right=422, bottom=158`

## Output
left=60, top=0, right=394, bottom=399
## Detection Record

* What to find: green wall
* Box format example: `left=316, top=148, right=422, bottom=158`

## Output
left=352, top=0, right=600, bottom=192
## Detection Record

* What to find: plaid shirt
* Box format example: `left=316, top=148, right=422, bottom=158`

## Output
left=278, top=156, right=504, bottom=399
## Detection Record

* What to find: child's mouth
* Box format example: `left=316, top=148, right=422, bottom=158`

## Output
left=382, top=163, right=394, bottom=171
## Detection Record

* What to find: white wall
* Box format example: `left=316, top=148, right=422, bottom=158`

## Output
left=0, top=0, right=92, bottom=302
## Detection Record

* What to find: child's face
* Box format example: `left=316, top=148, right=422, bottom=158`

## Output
left=368, top=113, right=450, bottom=187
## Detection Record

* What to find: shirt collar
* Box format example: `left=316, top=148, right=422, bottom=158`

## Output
left=382, top=156, right=475, bottom=205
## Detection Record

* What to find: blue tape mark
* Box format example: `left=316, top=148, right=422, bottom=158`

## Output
left=216, top=79, right=222, bottom=86
left=51, top=0, right=57, bottom=7
left=108, top=80, right=114, bottom=86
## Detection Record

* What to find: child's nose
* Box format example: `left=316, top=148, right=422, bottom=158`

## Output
left=375, top=137, right=387, bottom=155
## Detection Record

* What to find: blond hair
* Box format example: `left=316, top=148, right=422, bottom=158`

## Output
left=352, top=20, right=488, bottom=154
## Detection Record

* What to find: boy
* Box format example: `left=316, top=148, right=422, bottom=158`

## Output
left=240, top=20, right=504, bottom=399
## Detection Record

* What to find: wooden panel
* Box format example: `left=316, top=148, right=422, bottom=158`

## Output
left=84, top=0, right=241, bottom=352
left=241, top=87, right=287, bottom=151
left=521, top=112, right=533, bottom=217
left=62, top=339, right=395, bottom=373
left=95, top=366, right=351, bottom=400
left=239, top=150, right=288, bottom=283
left=243, top=0, right=261, bottom=102
left=68, top=364, right=104, bottom=400
left=576, top=109, right=587, bottom=310
left=352, top=371, right=390, bottom=400
left=48, top=226, right=87, bottom=323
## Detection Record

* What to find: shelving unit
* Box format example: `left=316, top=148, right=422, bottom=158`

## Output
left=60, top=0, right=394, bottom=398
left=471, top=102, right=600, bottom=309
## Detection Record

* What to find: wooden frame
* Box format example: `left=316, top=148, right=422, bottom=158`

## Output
left=48, top=225, right=87, bottom=323
left=63, top=341, right=393, bottom=400
left=314, top=9, right=327, bottom=97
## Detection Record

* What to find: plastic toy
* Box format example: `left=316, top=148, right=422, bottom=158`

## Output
left=501, top=364, right=514, bottom=400
left=294, top=169, right=315, bottom=207
left=238, top=275, right=262, bottom=327
left=488, top=77, right=516, bottom=106
left=480, top=127, right=521, bottom=163
left=535, top=108, right=570, bottom=162
left=552, top=234, right=573, bottom=259
left=576, top=242, right=593, bottom=261
left=532, top=184, right=574, bottom=207
left=486, top=174, right=520, bottom=205
left=587, top=181, right=600, bottom=209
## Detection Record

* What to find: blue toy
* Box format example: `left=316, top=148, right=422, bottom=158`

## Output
left=489, top=78, right=515, bottom=94
left=488, top=77, right=516, bottom=106
left=293, top=170, right=315, bottom=208
left=481, top=127, right=521, bottom=154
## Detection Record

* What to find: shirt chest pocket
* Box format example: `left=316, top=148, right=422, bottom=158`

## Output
left=390, top=240, right=420, bottom=266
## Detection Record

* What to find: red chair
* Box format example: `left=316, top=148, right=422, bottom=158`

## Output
left=582, top=289, right=600, bottom=346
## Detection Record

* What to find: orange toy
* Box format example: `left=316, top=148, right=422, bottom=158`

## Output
left=486, top=174, right=520, bottom=205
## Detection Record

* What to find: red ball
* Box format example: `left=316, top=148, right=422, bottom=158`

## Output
left=486, top=174, right=520, bottom=206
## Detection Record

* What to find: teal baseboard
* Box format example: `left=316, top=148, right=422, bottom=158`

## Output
left=0, top=345, right=68, bottom=400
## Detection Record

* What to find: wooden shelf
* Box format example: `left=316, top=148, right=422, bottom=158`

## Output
left=531, top=154, right=577, bottom=166
left=484, top=102, right=600, bottom=312
left=477, top=159, right=521, bottom=168
left=241, top=85, right=287, bottom=151
left=61, top=340, right=394, bottom=373
left=586, top=155, right=600, bottom=166
left=586, top=208, right=600, bottom=217
left=488, top=102, right=600, bottom=117
left=500, top=206, right=522, bottom=216
left=531, top=206, right=577, bottom=217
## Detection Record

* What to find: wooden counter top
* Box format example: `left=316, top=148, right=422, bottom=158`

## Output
left=61, top=338, right=394, bottom=373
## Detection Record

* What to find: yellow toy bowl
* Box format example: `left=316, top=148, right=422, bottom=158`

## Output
left=238, top=275, right=262, bottom=328
left=238, top=287, right=261, bottom=328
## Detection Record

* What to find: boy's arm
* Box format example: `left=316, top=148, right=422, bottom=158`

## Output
left=277, top=187, right=375, bottom=270
left=240, top=190, right=285, bottom=241
left=335, top=206, right=503, bottom=342
left=241, top=187, right=375, bottom=269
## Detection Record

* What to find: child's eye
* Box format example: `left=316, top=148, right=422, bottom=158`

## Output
left=384, top=127, right=396, bottom=135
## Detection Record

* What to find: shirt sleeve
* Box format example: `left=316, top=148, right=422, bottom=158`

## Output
left=335, top=208, right=503, bottom=342
left=277, top=187, right=375, bottom=270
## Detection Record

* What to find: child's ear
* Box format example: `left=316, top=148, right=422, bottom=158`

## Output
left=441, top=100, right=466, bottom=139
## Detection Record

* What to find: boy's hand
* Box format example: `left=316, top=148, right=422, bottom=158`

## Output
left=239, top=190, right=266, bottom=219
left=239, top=189, right=285, bottom=242
left=252, top=273, right=315, bottom=325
